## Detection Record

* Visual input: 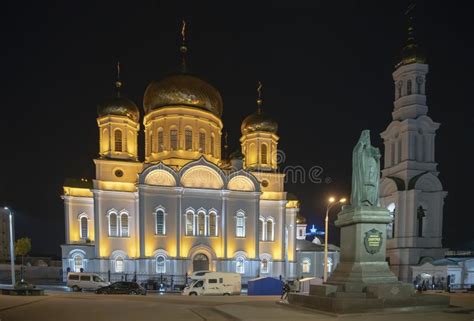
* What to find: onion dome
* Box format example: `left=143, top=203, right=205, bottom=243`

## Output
left=97, top=63, right=140, bottom=122
left=143, top=74, right=223, bottom=117
left=296, top=214, right=307, bottom=225
left=241, top=82, right=277, bottom=135
left=97, top=96, right=140, bottom=122
left=241, top=109, right=278, bottom=135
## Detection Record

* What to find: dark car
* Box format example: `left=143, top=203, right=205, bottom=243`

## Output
left=95, top=282, right=146, bottom=295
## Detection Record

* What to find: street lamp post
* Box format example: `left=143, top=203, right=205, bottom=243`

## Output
left=323, top=197, right=346, bottom=283
left=4, top=207, right=15, bottom=286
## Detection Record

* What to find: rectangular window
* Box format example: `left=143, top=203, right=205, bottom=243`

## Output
left=109, top=214, right=117, bottom=237
left=219, top=278, right=223, bottom=283
left=209, top=213, right=217, bottom=236
left=121, top=215, right=129, bottom=237
left=114, top=130, right=123, bottom=152
left=236, top=214, right=245, bottom=237
left=208, top=279, right=217, bottom=284
left=186, top=213, right=194, bottom=236
left=198, top=214, right=205, bottom=236
left=69, top=275, right=79, bottom=280
left=266, top=220, right=274, bottom=241
left=158, top=130, right=164, bottom=152
left=199, top=132, right=206, bottom=153
left=170, top=129, right=178, bottom=150
left=80, top=275, right=90, bottom=281
left=185, top=129, right=193, bottom=150
left=156, top=211, right=165, bottom=235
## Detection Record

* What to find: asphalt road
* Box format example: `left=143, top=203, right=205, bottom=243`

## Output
left=0, top=291, right=473, bottom=321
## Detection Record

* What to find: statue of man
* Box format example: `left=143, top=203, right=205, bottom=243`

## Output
left=350, top=130, right=381, bottom=207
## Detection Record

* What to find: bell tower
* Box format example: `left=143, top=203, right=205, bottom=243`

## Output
left=379, top=6, right=447, bottom=282
left=97, top=62, right=140, bottom=161
left=240, top=82, right=279, bottom=171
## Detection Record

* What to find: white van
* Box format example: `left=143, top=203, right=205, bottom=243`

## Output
left=67, top=272, right=109, bottom=291
left=182, top=272, right=241, bottom=296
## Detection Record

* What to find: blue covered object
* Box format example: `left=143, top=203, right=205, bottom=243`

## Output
left=247, top=277, right=283, bottom=296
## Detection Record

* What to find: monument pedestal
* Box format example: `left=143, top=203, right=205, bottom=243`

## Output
left=289, top=205, right=449, bottom=313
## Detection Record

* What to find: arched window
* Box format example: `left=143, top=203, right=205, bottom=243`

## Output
left=120, top=213, right=129, bottom=237
left=156, top=209, right=165, bottom=235
left=397, top=80, right=403, bottom=99
left=185, top=128, right=193, bottom=151
left=156, top=256, right=166, bottom=273
left=198, top=212, right=206, bottom=236
left=170, top=129, right=178, bottom=150
left=109, top=212, right=118, bottom=237
left=209, top=212, right=217, bottom=236
left=80, top=216, right=88, bottom=239
left=258, top=217, right=265, bottom=241
left=266, top=218, right=274, bottom=241
left=157, top=129, right=164, bottom=152
left=302, top=258, right=311, bottom=273
left=261, top=258, right=268, bottom=274
left=407, top=79, right=412, bottom=95
left=261, top=144, right=268, bottom=164
left=115, top=257, right=124, bottom=273
left=114, top=129, right=123, bottom=152
left=236, top=211, right=246, bottom=237
left=236, top=256, right=245, bottom=274
left=186, top=211, right=194, bottom=236
left=148, top=130, right=154, bottom=154
left=199, top=132, right=206, bottom=153
left=417, top=206, right=426, bottom=237
left=74, top=255, right=83, bottom=272
left=210, top=134, right=215, bottom=157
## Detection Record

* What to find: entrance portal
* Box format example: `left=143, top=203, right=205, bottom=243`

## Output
left=193, top=253, right=209, bottom=272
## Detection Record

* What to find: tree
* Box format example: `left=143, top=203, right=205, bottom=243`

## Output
left=15, top=237, right=31, bottom=281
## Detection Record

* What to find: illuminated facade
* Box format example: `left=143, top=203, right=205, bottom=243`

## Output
left=379, top=22, right=447, bottom=282
left=61, top=48, right=299, bottom=282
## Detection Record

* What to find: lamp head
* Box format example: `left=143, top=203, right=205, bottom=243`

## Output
left=339, top=198, right=347, bottom=203
left=328, top=197, right=335, bottom=203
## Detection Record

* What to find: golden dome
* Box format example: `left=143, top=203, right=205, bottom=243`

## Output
left=399, top=40, right=426, bottom=67
left=143, top=74, right=223, bottom=117
left=97, top=96, right=140, bottom=122
left=241, top=109, right=278, bottom=135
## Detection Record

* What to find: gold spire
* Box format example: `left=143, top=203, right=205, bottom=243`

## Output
left=179, top=20, right=188, bottom=73
left=397, top=1, right=425, bottom=67
left=405, top=2, right=416, bottom=43
left=115, top=61, right=122, bottom=97
left=256, top=81, right=263, bottom=113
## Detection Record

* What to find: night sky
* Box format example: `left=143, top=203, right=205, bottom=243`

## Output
left=1, top=1, right=472, bottom=257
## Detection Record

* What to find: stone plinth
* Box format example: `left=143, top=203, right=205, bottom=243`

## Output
left=288, top=205, right=449, bottom=313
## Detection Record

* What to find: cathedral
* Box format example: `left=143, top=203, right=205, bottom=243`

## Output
left=60, top=27, right=300, bottom=283
left=61, top=16, right=447, bottom=285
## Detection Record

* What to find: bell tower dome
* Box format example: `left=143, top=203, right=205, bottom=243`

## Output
left=240, top=82, right=279, bottom=171
left=97, top=62, right=140, bottom=160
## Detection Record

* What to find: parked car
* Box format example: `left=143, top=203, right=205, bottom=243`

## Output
left=95, top=282, right=147, bottom=295
left=67, top=272, right=109, bottom=292
left=182, top=272, right=241, bottom=296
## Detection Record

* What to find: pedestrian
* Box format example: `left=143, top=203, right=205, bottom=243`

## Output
left=281, top=282, right=290, bottom=300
